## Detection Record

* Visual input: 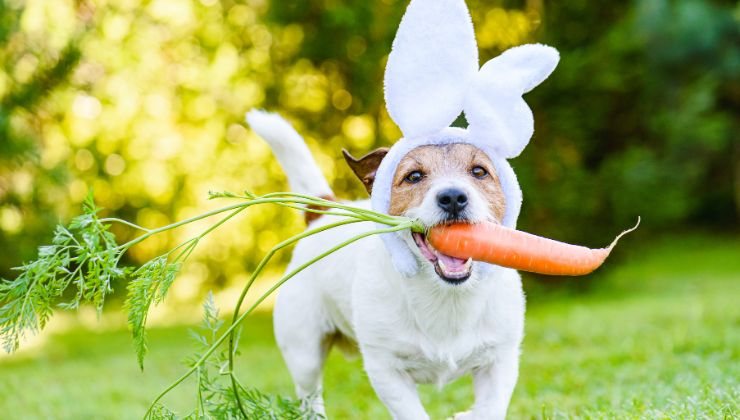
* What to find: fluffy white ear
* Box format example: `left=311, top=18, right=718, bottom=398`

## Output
left=465, top=44, right=559, bottom=158
left=384, top=0, right=479, bottom=139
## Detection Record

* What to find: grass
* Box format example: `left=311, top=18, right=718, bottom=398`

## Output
left=1, top=232, right=738, bottom=419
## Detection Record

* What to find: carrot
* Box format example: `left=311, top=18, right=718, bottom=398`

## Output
left=427, top=218, right=640, bottom=276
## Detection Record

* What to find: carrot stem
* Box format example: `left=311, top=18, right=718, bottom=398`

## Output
left=144, top=221, right=415, bottom=417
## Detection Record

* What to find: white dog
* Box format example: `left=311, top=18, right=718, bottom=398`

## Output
left=247, top=1, right=559, bottom=418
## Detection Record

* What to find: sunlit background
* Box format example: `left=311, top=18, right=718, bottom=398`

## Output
left=0, top=0, right=738, bottom=417
left=2, top=0, right=738, bottom=295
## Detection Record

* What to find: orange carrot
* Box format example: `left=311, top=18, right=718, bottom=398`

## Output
left=427, top=218, right=640, bottom=276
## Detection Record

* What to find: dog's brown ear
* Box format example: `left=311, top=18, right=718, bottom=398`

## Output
left=342, top=148, right=388, bottom=194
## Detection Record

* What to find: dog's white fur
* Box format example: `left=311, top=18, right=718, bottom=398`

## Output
left=245, top=111, right=333, bottom=198
left=252, top=113, right=525, bottom=420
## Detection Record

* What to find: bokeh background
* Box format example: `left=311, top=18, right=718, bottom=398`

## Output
left=0, top=0, right=738, bottom=418
left=2, top=0, right=738, bottom=286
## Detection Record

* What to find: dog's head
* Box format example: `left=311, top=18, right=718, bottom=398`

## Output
left=334, top=0, right=559, bottom=285
left=344, top=143, right=505, bottom=285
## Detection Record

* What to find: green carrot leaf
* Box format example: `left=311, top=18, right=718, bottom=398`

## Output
left=0, top=195, right=124, bottom=353
left=151, top=292, right=311, bottom=419
left=146, top=405, right=178, bottom=420
left=125, top=256, right=182, bottom=370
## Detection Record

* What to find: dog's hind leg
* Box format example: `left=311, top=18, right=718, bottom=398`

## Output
left=273, top=279, right=333, bottom=417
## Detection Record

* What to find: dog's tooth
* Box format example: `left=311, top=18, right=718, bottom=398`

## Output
left=464, top=257, right=472, bottom=269
left=429, top=244, right=441, bottom=257
left=438, top=257, right=447, bottom=272
left=425, top=235, right=437, bottom=251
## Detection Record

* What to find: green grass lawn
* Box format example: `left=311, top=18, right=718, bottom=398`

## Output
left=1, top=233, right=738, bottom=419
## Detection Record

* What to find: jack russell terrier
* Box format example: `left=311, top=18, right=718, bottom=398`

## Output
left=246, top=0, right=560, bottom=418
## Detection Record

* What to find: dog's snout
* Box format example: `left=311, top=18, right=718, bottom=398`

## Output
left=436, top=188, right=468, bottom=215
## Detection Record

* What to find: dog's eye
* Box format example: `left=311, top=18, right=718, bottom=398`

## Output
left=404, top=170, right=424, bottom=184
left=470, top=166, right=488, bottom=179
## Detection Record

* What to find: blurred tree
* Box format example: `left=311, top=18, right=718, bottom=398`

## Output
left=0, top=0, right=737, bottom=296
left=0, top=0, right=84, bottom=277
left=520, top=0, right=739, bottom=243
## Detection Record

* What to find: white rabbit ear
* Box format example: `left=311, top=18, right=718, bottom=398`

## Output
left=464, top=44, right=559, bottom=158
left=480, top=44, right=560, bottom=94
left=384, top=0, right=479, bottom=139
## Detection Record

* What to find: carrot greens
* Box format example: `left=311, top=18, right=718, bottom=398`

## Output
left=0, top=190, right=423, bottom=418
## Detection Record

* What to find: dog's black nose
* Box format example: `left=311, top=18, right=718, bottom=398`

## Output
left=437, top=188, right=468, bottom=215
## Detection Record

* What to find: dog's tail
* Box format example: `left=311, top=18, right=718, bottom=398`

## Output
left=246, top=110, right=333, bottom=201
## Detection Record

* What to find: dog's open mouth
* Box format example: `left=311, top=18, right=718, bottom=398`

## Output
left=412, top=232, right=472, bottom=283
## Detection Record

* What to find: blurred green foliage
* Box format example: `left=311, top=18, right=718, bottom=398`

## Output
left=0, top=0, right=738, bottom=296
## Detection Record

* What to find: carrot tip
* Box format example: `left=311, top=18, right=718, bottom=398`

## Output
left=607, top=216, right=640, bottom=250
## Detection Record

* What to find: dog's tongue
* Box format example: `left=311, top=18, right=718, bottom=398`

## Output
left=436, top=252, right=467, bottom=271
left=412, top=232, right=470, bottom=274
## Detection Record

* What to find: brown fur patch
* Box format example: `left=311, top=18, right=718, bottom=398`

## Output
left=388, top=144, right=506, bottom=221
left=343, top=148, right=389, bottom=194
left=305, top=194, right=336, bottom=224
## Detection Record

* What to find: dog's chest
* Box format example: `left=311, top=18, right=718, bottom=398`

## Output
left=394, top=334, right=497, bottom=386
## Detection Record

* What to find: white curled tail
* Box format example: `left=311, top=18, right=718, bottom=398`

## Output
left=246, top=110, right=333, bottom=198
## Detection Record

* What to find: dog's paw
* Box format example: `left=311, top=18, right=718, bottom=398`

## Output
left=451, top=411, right=473, bottom=420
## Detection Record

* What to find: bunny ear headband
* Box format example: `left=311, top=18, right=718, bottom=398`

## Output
left=372, top=0, right=560, bottom=276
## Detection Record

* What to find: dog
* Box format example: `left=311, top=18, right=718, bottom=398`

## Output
left=249, top=111, right=525, bottom=420
left=247, top=0, right=561, bottom=417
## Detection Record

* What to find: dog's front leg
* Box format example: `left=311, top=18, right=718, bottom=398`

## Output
left=457, top=347, right=520, bottom=420
left=364, top=353, right=428, bottom=420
